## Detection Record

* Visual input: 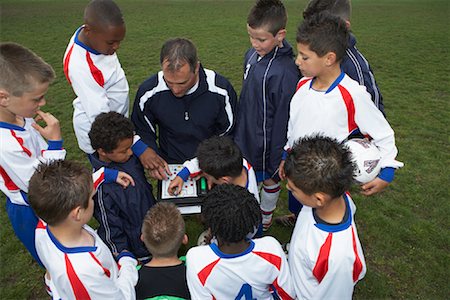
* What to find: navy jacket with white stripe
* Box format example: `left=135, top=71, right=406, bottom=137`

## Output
left=132, top=65, right=237, bottom=164
left=234, top=40, right=300, bottom=181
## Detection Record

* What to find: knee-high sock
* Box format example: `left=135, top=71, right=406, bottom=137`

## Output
left=260, top=183, right=281, bottom=220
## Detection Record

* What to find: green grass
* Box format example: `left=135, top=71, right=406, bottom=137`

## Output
left=1, top=0, right=449, bottom=299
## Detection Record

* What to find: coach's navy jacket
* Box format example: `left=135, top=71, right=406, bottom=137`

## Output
left=132, top=64, right=237, bottom=164
left=234, top=40, right=300, bottom=181
left=90, top=152, right=155, bottom=259
left=342, top=34, right=385, bottom=115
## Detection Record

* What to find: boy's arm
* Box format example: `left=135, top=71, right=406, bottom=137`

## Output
left=186, top=249, right=214, bottom=299
left=214, top=76, right=238, bottom=137
left=268, top=69, right=300, bottom=176
left=268, top=237, right=296, bottom=300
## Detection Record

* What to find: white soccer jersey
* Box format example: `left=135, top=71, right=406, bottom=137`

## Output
left=286, top=74, right=403, bottom=169
left=186, top=236, right=295, bottom=299
left=35, top=221, right=138, bottom=300
left=63, top=26, right=130, bottom=154
left=288, top=193, right=366, bottom=299
left=181, top=157, right=260, bottom=203
left=0, top=120, right=66, bottom=205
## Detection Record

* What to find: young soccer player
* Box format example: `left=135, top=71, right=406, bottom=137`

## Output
left=63, top=0, right=160, bottom=171
left=89, top=112, right=156, bottom=261
left=280, top=12, right=403, bottom=216
left=303, top=0, right=385, bottom=114
left=186, top=184, right=295, bottom=299
left=135, top=202, right=190, bottom=299
left=285, top=135, right=366, bottom=298
left=233, top=0, right=301, bottom=230
left=0, top=42, right=66, bottom=262
left=29, top=160, right=138, bottom=300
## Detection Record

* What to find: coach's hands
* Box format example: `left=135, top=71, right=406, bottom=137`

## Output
left=361, top=177, right=389, bottom=196
left=32, top=110, right=62, bottom=141
left=139, top=147, right=170, bottom=180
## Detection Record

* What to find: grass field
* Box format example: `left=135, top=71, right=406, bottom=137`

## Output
left=1, top=0, right=449, bottom=299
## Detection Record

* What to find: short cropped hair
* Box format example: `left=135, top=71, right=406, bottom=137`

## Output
left=0, top=42, right=55, bottom=97
left=28, top=160, right=93, bottom=226
left=160, top=38, right=198, bottom=73
left=303, top=0, right=351, bottom=22
left=202, top=185, right=261, bottom=243
left=296, top=11, right=349, bottom=62
left=247, top=0, right=287, bottom=36
left=284, top=135, right=355, bottom=199
left=84, top=0, right=124, bottom=27
left=89, top=112, right=134, bottom=152
left=197, top=136, right=242, bottom=179
left=141, top=202, right=185, bottom=258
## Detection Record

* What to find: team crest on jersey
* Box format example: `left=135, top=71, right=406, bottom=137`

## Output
left=364, top=159, right=380, bottom=173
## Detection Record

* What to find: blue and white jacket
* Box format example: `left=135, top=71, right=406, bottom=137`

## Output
left=90, top=152, right=155, bottom=259
left=131, top=65, right=237, bottom=164
left=234, top=40, right=300, bottom=181
left=342, top=34, right=385, bottom=115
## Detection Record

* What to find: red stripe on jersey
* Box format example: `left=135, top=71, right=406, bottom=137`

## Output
left=64, top=44, right=75, bottom=85
left=253, top=251, right=281, bottom=270
left=313, top=232, right=333, bottom=283
left=0, top=166, right=20, bottom=191
left=190, top=171, right=202, bottom=178
left=36, top=219, right=46, bottom=230
left=272, top=278, right=294, bottom=300
left=296, top=78, right=311, bottom=92
left=337, top=85, right=358, bottom=133
left=198, top=258, right=220, bottom=286
left=65, top=254, right=91, bottom=300
left=86, top=52, right=104, bottom=87
left=351, top=226, right=363, bottom=282
left=89, top=252, right=111, bottom=278
left=10, top=130, right=32, bottom=157
left=93, top=172, right=105, bottom=190
left=246, top=161, right=252, bottom=171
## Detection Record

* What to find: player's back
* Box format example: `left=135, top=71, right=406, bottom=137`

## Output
left=186, top=236, right=294, bottom=299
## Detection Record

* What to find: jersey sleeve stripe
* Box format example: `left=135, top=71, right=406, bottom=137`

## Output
left=89, top=252, right=111, bottom=278
left=198, top=258, right=220, bottom=286
left=351, top=226, right=364, bottom=282
left=85, top=52, right=105, bottom=87
left=11, top=130, right=32, bottom=157
left=337, top=85, right=358, bottom=133
left=312, top=232, right=333, bottom=283
left=64, top=44, right=75, bottom=85
left=252, top=251, right=281, bottom=270
left=0, top=166, right=20, bottom=191
left=65, top=253, right=91, bottom=300
left=272, top=279, right=294, bottom=300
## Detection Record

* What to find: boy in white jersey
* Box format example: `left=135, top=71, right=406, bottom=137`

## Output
left=279, top=12, right=403, bottom=216
left=28, top=160, right=138, bottom=300
left=0, top=42, right=66, bottom=263
left=285, top=135, right=366, bottom=299
left=186, top=184, right=295, bottom=299
left=63, top=0, right=160, bottom=170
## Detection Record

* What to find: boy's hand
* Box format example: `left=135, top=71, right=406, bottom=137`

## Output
left=278, top=160, right=286, bottom=180
left=168, top=176, right=184, bottom=196
left=31, top=110, right=62, bottom=141
left=116, top=171, right=135, bottom=188
left=361, top=177, right=389, bottom=196
left=139, top=148, right=170, bottom=180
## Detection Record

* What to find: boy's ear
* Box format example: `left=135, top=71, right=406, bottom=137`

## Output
left=313, top=192, right=329, bottom=207
left=182, top=234, right=188, bottom=245
left=276, top=29, right=286, bottom=43
left=345, top=20, right=351, bottom=29
left=140, top=233, right=144, bottom=242
left=0, top=89, right=11, bottom=107
left=71, top=206, right=83, bottom=222
left=97, top=148, right=108, bottom=157
left=325, top=51, right=337, bottom=67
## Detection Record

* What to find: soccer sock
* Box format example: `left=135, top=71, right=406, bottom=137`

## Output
left=260, top=182, right=281, bottom=225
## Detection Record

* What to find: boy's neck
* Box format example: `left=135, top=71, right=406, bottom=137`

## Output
left=229, top=167, right=247, bottom=188
left=0, top=109, right=24, bottom=126
left=312, top=64, right=342, bottom=91
left=218, top=239, right=250, bottom=255
left=315, top=194, right=346, bottom=224
left=48, top=222, right=94, bottom=248
left=145, top=256, right=183, bottom=267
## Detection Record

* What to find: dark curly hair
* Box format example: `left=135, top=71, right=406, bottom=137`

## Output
left=296, top=11, right=349, bottom=62
left=284, top=135, right=355, bottom=198
left=197, top=136, right=242, bottom=179
left=89, top=112, right=134, bottom=152
left=202, top=184, right=261, bottom=243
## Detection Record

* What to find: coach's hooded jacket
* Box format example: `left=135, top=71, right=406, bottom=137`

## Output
left=234, top=40, right=300, bottom=181
left=90, top=152, right=155, bottom=259
left=132, top=65, right=237, bottom=164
